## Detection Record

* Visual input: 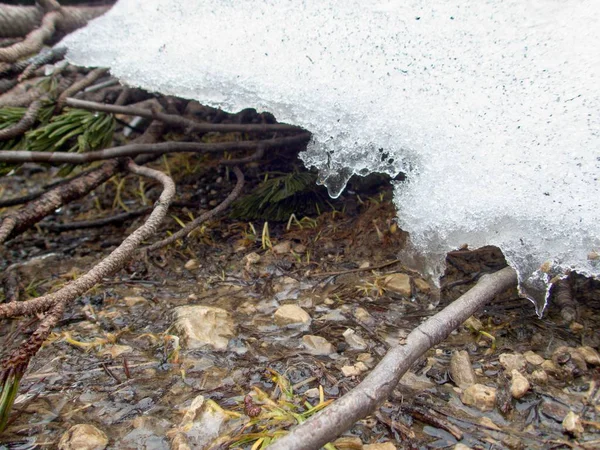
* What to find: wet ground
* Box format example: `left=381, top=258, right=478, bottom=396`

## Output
left=1, top=150, right=599, bottom=450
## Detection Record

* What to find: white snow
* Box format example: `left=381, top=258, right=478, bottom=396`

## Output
left=61, top=0, right=600, bottom=313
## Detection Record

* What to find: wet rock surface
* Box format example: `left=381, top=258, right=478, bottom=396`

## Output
left=58, top=424, right=108, bottom=450
left=1, top=163, right=599, bottom=449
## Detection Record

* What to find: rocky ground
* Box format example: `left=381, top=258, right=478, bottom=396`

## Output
left=1, top=134, right=599, bottom=450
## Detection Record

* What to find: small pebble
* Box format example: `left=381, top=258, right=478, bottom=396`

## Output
left=510, top=370, right=530, bottom=399
left=562, top=411, right=584, bottom=436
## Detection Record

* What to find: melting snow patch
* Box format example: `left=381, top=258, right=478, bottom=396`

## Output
left=61, top=0, right=600, bottom=313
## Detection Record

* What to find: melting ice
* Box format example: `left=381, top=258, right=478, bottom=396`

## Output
left=62, top=0, right=600, bottom=313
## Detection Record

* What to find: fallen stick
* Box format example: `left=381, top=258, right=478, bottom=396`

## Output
left=0, top=133, right=311, bottom=164
left=266, top=266, right=518, bottom=450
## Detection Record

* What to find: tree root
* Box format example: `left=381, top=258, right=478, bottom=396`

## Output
left=266, top=266, right=518, bottom=450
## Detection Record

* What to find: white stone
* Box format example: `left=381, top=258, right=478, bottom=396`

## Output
left=354, top=307, right=374, bottom=325
left=531, top=369, right=548, bottom=385
left=364, top=443, right=397, bottom=450
left=304, top=388, right=320, bottom=398
left=272, top=240, right=292, bottom=255
left=343, top=328, right=368, bottom=350
left=383, top=273, right=412, bottom=297
left=341, top=365, right=361, bottom=377
left=413, top=278, right=431, bottom=294
left=302, top=335, right=335, bottom=355
left=184, top=259, right=200, bottom=270
left=524, top=351, right=545, bottom=366
left=499, top=353, right=527, bottom=373
left=510, top=370, right=530, bottom=399
left=172, top=305, right=235, bottom=351
left=99, top=344, right=132, bottom=359
left=123, top=296, right=147, bottom=307
left=578, top=346, right=600, bottom=366
left=244, top=252, right=261, bottom=265
left=453, top=445, right=472, bottom=450
left=562, top=411, right=584, bottom=436
left=274, top=304, right=311, bottom=326
left=461, top=384, right=497, bottom=412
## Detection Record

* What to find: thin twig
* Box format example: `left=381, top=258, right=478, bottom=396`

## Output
left=65, top=97, right=304, bottom=133
left=56, top=67, right=109, bottom=110
left=309, top=259, right=404, bottom=277
left=0, top=133, right=311, bottom=164
left=144, top=166, right=245, bottom=251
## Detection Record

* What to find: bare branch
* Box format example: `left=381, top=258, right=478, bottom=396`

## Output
left=0, top=99, right=42, bottom=141
left=56, top=67, right=109, bottom=110
left=266, top=266, right=518, bottom=450
left=64, top=97, right=305, bottom=133
left=0, top=160, right=120, bottom=244
left=144, top=166, right=245, bottom=251
left=0, top=159, right=175, bottom=320
left=0, top=133, right=311, bottom=164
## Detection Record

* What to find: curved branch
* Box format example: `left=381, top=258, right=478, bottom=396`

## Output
left=266, top=266, right=518, bottom=450
left=0, top=99, right=42, bottom=141
left=65, top=97, right=305, bottom=134
left=0, top=10, right=62, bottom=63
left=0, top=133, right=311, bottom=164
left=0, top=159, right=175, bottom=320
left=0, top=4, right=110, bottom=39
left=0, top=159, right=120, bottom=244
left=144, top=166, right=245, bottom=251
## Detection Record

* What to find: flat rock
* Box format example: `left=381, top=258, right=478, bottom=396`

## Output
left=541, top=398, right=569, bottom=422
left=343, top=328, right=368, bottom=350
left=364, top=443, right=397, bottom=450
left=577, top=346, right=600, bottom=365
left=499, top=353, right=527, bottom=373
left=413, top=277, right=431, bottom=294
left=354, top=307, right=375, bottom=326
left=272, top=240, right=292, bottom=254
left=123, top=296, right=148, bottom=307
left=274, top=304, right=311, bottom=326
left=461, top=384, right=497, bottom=411
left=302, top=335, right=335, bottom=355
left=383, top=273, right=412, bottom=297
left=524, top=350, right=545, bottom=366
left=58, top=424, right=108, bottom=450
left=341, top=365, right=361, bottom=377
left=173, top=305, right=235, bottom=351
left=99, top=345, right=132, bottom=359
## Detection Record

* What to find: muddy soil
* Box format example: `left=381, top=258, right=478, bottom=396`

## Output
left=1, top=145, right=599, bottom=450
